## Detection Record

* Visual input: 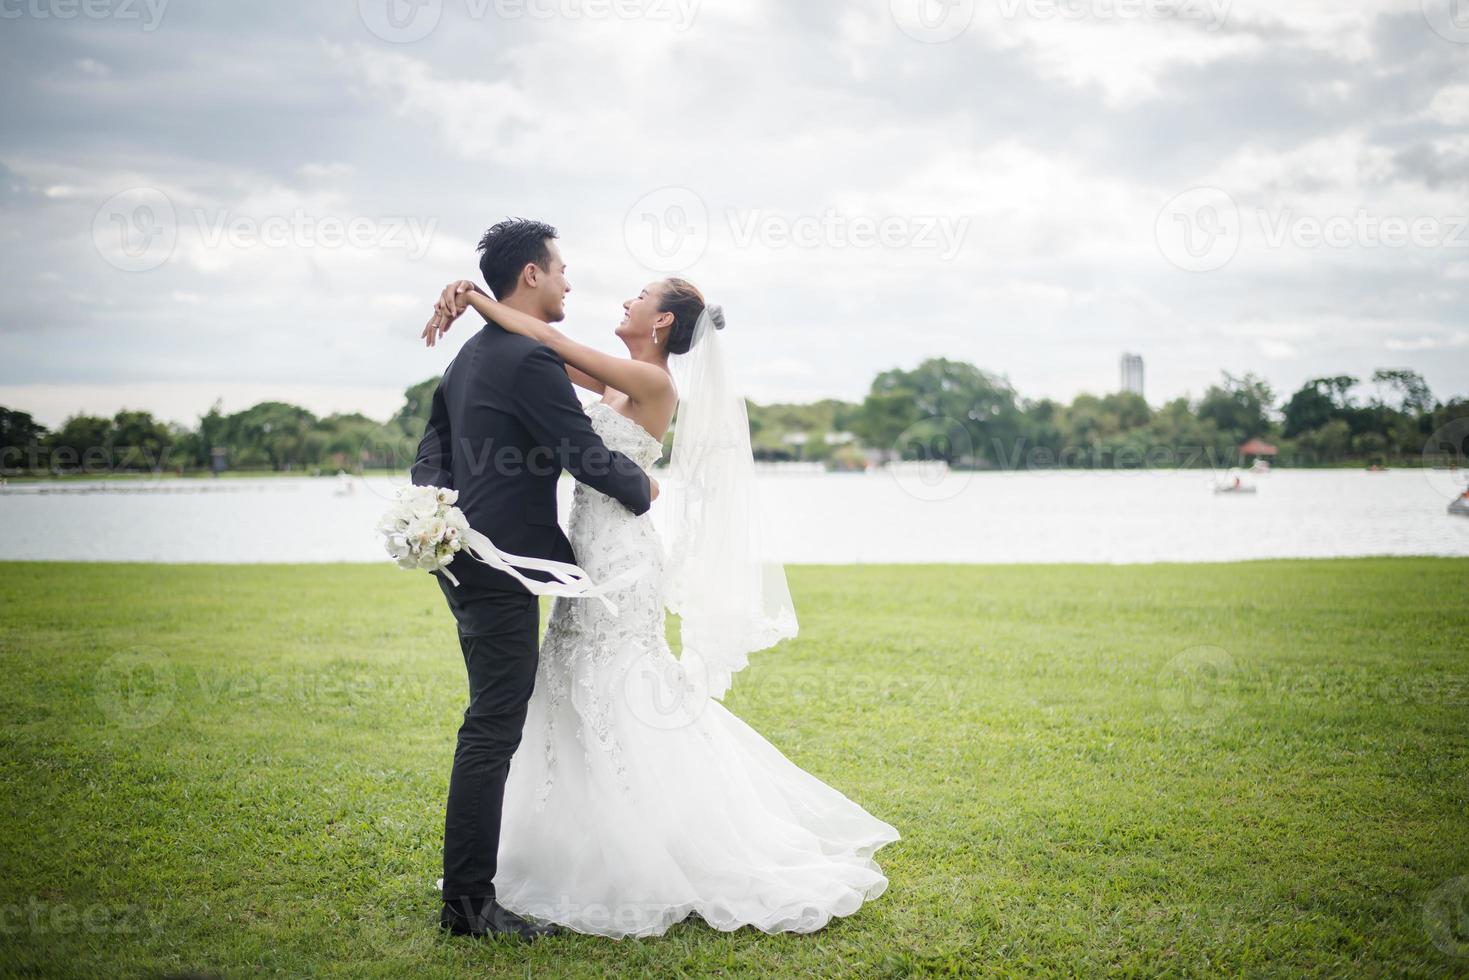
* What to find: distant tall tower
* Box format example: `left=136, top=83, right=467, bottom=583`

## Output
left=1120, top=353, right=1145, bottom=397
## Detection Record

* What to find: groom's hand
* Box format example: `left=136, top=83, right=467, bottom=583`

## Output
left=422, top=280, right=482, bottom=348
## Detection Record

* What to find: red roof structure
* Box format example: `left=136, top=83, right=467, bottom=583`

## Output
left=1239, top=438, right=1278, bottom=456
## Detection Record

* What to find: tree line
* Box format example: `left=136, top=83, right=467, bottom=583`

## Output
left=754, top=362, right=1466, bottom=470
left=1, top=364, right=1463, bottom=477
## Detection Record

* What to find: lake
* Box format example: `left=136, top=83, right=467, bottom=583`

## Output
left=2, top=468, right=1466, bottom=565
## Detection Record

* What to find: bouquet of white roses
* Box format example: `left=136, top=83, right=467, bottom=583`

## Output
left=377, top=483, right=647, bottom=609
left=378, top=484, right=473, bottom=584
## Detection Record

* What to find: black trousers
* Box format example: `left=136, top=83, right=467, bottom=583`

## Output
left=436, top=577, right=541, bottom=902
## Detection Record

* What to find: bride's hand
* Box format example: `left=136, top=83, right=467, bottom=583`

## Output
left=436, top=287, right=556, bottom=348
left=453, top=290, right=549, bottom=342
left=421, top=280, right=481, bottom=348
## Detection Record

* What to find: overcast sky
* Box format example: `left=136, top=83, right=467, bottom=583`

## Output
left=0, top=0, right=1465, bottom=428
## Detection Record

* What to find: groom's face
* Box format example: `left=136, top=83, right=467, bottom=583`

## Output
left=528, top=239, right=570, bottom=323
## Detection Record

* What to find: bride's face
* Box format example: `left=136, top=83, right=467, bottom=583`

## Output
left=615, top=281, right=672, bottom=345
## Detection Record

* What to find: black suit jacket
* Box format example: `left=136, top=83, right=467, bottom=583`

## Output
left=411, top=321, right=652, bottom=596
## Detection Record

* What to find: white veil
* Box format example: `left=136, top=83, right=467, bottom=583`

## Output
left=661, top=306, right=798, bottom=699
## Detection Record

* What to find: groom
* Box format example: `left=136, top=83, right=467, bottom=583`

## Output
left=411, top=218, right=657, bottom=940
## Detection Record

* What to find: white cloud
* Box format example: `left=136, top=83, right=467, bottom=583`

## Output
left=756, top=358, right=816, bottom=378
left=1425, top=84, right=1469, bottom=127
left=1258, top=338, right=1299, bottom=359
left=298, top=162, right=356, bottom=179
left=1385, top=330, right=1469, bottom=351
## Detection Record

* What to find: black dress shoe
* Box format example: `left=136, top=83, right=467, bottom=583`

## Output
left=440, top=897, right=563, bottom=940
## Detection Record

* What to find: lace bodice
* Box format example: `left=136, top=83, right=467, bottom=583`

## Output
left=584, top=401, right=665, bottom=468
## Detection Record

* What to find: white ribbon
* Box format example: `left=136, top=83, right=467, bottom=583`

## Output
left=441, top=526, right=645, bottom=616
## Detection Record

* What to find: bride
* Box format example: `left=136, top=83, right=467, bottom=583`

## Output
left=422, top=276, right=899, bottom=938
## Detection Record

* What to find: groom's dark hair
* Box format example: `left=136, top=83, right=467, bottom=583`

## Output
left=477, top=218, right=559, bottom=300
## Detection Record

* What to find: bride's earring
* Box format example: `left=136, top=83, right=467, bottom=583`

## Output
left=651, top=327, right=659, bottom=344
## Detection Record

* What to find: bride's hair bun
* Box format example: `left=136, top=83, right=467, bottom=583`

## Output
left=660, top=278, right=725, bottom=354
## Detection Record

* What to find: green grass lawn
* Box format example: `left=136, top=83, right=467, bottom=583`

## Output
left=1, top=559, right=1466, bottom=978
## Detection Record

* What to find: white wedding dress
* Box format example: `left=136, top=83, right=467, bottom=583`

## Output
left=439, top=401, right=899, bottom=939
